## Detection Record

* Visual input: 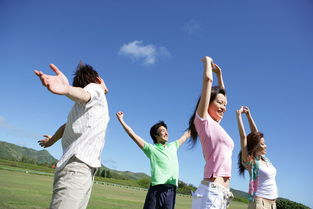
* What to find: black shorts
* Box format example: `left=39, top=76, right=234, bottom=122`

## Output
left=143, top=184, right=177, bottom=209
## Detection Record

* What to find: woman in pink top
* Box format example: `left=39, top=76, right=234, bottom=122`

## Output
left=236, top=106, right=278, bottom=209
left=188, top=56, right=234, bottom=209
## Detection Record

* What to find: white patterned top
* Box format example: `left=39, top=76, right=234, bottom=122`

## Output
left=56, top=83, right=109, bottom=170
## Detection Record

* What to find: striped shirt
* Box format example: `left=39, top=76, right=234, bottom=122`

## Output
left=56, top=83, right=109, bottom=170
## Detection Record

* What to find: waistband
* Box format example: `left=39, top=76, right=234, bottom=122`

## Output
left=255, top=196, right=276, bottom=202
left=150, top=184, right=177, bottom=189
left=200, top=180, right=230, bottom=191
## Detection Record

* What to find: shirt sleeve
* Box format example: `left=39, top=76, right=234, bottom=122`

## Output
left=142, top=142, right=152, bottom=158
left=194, top=112, right=211, bottom=137
left=174, top=140, right=180, bottom=149
left=83, top=83, right=103, bottom=109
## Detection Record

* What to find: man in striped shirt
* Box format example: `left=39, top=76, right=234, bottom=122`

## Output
left=35, top=62, right=109, bottom=209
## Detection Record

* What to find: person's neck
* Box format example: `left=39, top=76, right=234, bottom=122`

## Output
left=157, top=141, right=166, bottom=146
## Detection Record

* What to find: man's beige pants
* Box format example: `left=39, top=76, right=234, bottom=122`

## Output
left=49, top=156, right=96, bottom=209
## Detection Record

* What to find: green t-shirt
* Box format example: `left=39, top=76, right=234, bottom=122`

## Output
left=142, top=140, right=180, bottom=186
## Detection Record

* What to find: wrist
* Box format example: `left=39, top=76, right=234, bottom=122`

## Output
left=65, top=85, right=73, bottom=96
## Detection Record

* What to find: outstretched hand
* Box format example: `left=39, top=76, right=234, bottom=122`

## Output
left=38, top=135, right=53, bottom=148
left=34, top=64, right=70, bottom=95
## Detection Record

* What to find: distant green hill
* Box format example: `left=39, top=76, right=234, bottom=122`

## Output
left=0, top=140, right=149, bottom=180
left=0, top=141, right=57, bottom=164
left=106, top=167, right=150, bottom=180
left=96, top=165, right=150, bottom=180
left=231, top=188, right=249, bottom=199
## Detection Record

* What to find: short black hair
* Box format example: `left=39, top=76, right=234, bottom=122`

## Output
left=150, top=121, right=167, bottom=144
left=72, top=61, right=99, bottom=88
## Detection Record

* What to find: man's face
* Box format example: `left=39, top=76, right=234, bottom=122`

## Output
left=155, top=126, right=168, bottom=144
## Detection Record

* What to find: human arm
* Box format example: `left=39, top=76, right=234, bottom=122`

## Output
left=38, top=123, right=66, bottom=148
left=244, top=107, right=258, bottom=133
left=34, top=64, right=91, bottom=103
left=236, top=107, right=249, bottom=162
left=116, top=112, right=145, bottom=149
left=212, top=64, right=225, bottom=91
left=196, top=56, right=214, bottom=118
left=177, top=130, right=191, bottom=146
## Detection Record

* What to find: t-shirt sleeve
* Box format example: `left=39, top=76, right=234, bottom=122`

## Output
left=83, top=83, right=103, bottom=109
left=174, top=140, right=180, bottom=149
left=194, top=112, right=211, bottom=137
left=142, top=142, right=152, bottom=158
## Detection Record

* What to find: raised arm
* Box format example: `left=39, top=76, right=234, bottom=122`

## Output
left=34, top=64, right=90, bottom=103
left=213, top=64, right=225, bottom=91
left=196, top=56, right=214, bottom=118
left=236, top=107, right=249, bottom=162
left=116, top=112, right=145, bottom=149
left=244, top=107, right=258, bottom=133
left=177, top=130, right=191, bottom=146
left=38, top=123, right=66, bottom=148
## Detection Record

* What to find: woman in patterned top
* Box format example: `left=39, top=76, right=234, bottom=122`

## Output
left=236, top=106, right=278, bottom=209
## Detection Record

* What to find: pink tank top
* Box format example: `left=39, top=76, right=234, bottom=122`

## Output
left=194, top=113, right=234, bottom=179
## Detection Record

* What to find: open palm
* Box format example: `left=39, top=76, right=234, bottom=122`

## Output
left=35, top=64, right=70, bottom=95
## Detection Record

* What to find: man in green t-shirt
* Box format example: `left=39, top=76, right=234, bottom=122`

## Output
left=116, top=111, right=190, bottom=209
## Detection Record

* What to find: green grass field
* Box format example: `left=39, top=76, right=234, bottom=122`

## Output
left=0, top=168, right=248, bottom=209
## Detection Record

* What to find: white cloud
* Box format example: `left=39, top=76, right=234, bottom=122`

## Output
left=183, top=19, right=201, bottom=35
left=119, top=40, right=170, bottom=65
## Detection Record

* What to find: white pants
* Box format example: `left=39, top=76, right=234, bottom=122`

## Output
left=49, top=156, right=96, bottom=209
left=192, top=181, right=233, bottom=209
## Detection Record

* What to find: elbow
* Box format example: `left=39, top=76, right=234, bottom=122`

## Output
left=205, top=77, right=213, bottom=83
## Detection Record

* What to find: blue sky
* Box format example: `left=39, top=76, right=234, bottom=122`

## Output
left=1, top=0, right=312, bottom=207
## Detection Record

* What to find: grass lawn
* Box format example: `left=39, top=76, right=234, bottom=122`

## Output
left=0, top=168, right=248, bottom=209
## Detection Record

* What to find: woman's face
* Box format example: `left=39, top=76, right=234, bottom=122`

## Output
left=208, top=93, right=227, bottom=122
left=256, top=137, right=267, bottom=156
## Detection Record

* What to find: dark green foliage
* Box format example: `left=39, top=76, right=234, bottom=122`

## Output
left=233, top=197, right=249, bottom=204
left=137, top=178, right=150, bottom=188
left=176, top=180, right=196, bottom=195
left=276, top=198, right=310, bottom=209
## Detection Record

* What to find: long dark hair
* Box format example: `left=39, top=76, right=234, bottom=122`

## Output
left=187, top=86, right=226, bottom=147
left=238, top=131, right=264, bottom=176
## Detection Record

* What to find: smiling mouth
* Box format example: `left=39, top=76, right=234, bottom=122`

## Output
left=218, top=111, right=224, bottom=116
